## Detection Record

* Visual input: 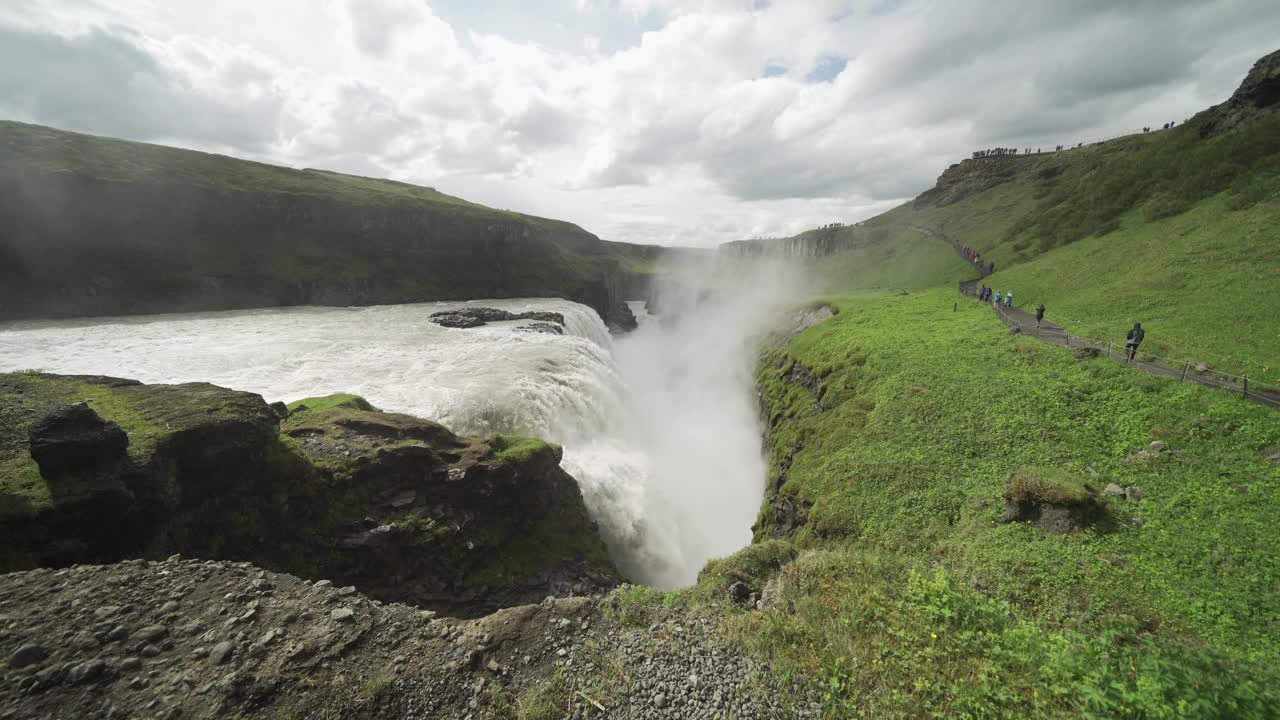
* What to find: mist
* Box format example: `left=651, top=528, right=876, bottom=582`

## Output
left=585, top=253, right=811, bottom=587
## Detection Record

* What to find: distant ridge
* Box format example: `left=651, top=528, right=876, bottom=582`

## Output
left=0, top=121, right=661, bottom=329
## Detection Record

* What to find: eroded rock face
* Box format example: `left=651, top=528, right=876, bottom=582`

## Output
left=912, top=157, right=1021, bottom=208
left=1198, top=49, right=1280, bottom=138
left=0, top=374, right=619, bottom=615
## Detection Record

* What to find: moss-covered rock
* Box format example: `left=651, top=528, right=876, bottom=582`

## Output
left=286, top=393, right=378, bottom=415
left=0, top=373, right=619, bottom=614
left=1001, top=467, right=1103, bottom=535
left=281, top=403, right=616, bottom=614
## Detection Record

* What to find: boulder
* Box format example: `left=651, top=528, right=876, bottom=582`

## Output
left=1102, top=484, right=1125, bottom=497
left=429, top=307, right=567, bottom=330
left=28, top=403, right=128, bottom=476
left=1000, top=467, right=1102, bottom=535
left=1124, top=486, right=1143, bottom=502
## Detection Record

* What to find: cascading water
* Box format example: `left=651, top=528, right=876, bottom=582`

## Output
left=0, top=258, right=805, bottom=587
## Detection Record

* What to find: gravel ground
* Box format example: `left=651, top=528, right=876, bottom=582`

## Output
left=0, top=558, right=819, bottom=719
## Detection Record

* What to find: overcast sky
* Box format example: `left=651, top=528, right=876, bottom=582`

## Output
left=1, top=1, right=1276, bottom=247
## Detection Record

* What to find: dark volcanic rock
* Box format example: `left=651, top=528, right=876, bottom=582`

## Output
left=1197, top=49, right=1280, bottom=138
left=28, top=403, right=128, bottom=476
left=430, top=312, right=488, bottom=329
left=429, top=307, right=567, bottom=330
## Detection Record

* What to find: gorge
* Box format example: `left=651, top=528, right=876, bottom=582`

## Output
left=0, top=255, right=805, bottom=590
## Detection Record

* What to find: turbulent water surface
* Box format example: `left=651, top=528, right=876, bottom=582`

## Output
left=0, top=260, right=802, bottom=586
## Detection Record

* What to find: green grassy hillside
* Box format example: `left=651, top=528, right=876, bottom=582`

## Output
left=3, top=120, right=509, bottom=214
left=866, top=116, right=1280, bottom=380
left=736, top=100, right=1279, bottom=379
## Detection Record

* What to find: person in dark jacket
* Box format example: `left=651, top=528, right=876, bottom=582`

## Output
left=1126, top=322, right=1145, bottom=360
left=1035, top=304, right=1046, bottom=328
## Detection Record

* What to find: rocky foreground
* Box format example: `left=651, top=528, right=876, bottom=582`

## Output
left=0, top=558, right=818, bottom=719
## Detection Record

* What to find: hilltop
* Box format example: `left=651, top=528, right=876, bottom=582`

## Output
left=0, top=122, right=659, bottom=329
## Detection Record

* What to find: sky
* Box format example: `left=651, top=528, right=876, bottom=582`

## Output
left=1, top=1, right=1277, bottom=247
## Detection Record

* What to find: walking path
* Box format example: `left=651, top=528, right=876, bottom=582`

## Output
left=941, top=235, right=1280, bottom=410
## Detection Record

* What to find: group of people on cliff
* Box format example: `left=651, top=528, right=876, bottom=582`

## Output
left=972, top=119, right=1186, bottom=163
left=970, top=146, right=1056, bottom=159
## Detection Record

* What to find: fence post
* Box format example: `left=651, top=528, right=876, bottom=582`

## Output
left=1243, top=377, right=1248, bottom=398
left=1107, top=341, right=1112, bottom=358
left=1181, top=362, right=1189, bottom=381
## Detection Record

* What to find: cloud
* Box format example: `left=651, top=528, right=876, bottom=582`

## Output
left=0, top=23, right=285, bottom=152
left=1, top=1, right=1278, bottom=247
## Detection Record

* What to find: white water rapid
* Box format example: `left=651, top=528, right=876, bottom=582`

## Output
left=0, top=258, right=804, bottom=586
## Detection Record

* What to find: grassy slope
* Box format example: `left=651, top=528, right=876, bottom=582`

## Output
left=623, top=290, right=1278, bottom=718
left=880, top=117, right=1280, bottom=379
left=1, top=120, right=490, bottom=211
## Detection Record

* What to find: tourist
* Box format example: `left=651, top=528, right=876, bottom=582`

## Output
left=1126, top=322, right=1145, bottom=360
left=1004, top=291, right=1013, bottom=308
left=1035, top=303, right=1045, bottom=328
left=994, top=290, right=1002, bottom=305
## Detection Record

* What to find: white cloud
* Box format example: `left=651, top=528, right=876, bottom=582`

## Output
left=0, top=0, right=1277, bottom=247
